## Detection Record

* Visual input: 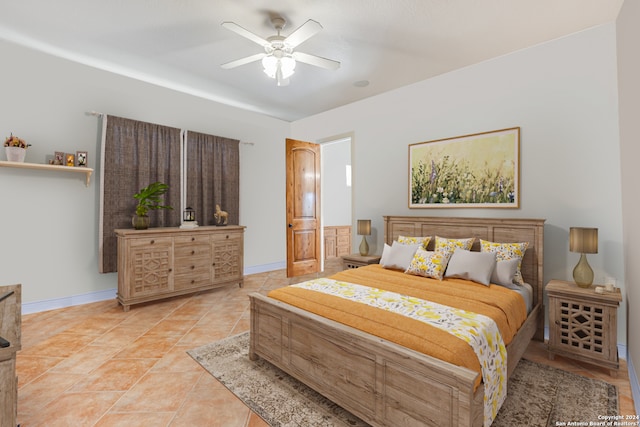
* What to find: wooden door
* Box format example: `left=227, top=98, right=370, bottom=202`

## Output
left=286, top=138, right=321, bottom=277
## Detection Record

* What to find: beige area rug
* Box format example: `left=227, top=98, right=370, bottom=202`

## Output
left=188, top=333, right=618, bottom=427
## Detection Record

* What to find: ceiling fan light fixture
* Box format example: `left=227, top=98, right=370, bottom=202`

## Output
left=222, top=16, right=339, bottom=85
left=262, top=54, right=296, bottom=80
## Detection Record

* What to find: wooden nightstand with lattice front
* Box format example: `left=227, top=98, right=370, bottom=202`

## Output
left=341, top=254, right=381, bottom=269
left=547, top=279, right=622, bottom=375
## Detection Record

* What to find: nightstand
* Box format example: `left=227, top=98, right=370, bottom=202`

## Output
left=546, top=279, right=622, bottom=375
left=341, top=254, right=381, bottom=269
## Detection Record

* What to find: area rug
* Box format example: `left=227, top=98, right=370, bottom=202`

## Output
left=188, top=333, right=618, bottom=427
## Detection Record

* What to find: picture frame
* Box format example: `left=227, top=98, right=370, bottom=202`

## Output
left=54, top=151, right=65, bottom=166
left=409, top=127, right=520, bottom=208
left=76, top=151, right=88, bottom=167
left=65, top=153, right=75, bottom=167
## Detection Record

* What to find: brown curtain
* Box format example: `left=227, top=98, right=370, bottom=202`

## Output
left=185, top=131, right=239, bottom=226
left=100, top=115, right=181, bottom=273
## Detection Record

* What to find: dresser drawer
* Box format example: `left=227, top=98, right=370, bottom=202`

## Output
left=174, top=243, right=210, bottom=259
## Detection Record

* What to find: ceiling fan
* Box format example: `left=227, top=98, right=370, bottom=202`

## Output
left=221, top=15, right=340, bottom=86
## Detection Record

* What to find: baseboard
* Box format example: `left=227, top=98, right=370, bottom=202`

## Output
left=22, top=264, right=287, bottom=314
left=627, top=351, right=640, bottom=416
left=244, top=261, right=286, bottom=275
left=22, top=288, right=117, bottom=315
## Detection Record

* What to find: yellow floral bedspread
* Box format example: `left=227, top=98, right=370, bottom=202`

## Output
left=292, top=278, right=506, bottom=427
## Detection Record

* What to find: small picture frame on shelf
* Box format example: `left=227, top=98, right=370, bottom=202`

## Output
left=54, top=151, right=65, bottom=165
left=76, top=151, right=88, bottom=167
left=65, top=153, right=75, bottom=167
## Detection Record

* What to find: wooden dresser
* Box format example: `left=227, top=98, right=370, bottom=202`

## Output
left=547, top=279, right=622, bottom=375
left=116, top=226, right=245, bottom=311
left=324, top=225, right=351, bottom=259
left=0, top=284, right=21, bottom=427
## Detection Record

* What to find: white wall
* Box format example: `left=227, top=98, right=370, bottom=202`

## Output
left=292, top=24, right=625, bottom=344
left=616, top=0, right=640, bottom=410
left=1, top=22, right=628, bottom=358
left=0, top=40, right=289, bottom=308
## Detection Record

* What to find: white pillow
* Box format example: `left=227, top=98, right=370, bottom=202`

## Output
left=380, top=241, right=421, bottom=270
left=444, top=249, right=497, bottom=285
left=491, top=258, right=520, bottom=286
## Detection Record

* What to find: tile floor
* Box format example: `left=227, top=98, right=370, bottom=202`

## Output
left=16, top=259, right=636, bottom=426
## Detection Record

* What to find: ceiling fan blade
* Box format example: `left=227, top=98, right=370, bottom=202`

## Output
left=284, top=19, right=323, bottom=48
left=292, top=51, right=340, bottom=70
left=221, top=53, right=266, bottom=69
left=221, top=21, right=270, bottom=47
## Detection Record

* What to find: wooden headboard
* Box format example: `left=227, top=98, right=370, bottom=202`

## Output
left=383, top=216, right=545, bottom=314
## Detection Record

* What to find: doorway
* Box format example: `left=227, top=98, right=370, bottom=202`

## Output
left=320, top=136, right=353, bottom=266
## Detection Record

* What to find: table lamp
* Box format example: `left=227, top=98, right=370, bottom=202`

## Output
left=357, top=219, right=371, bottom=256
left=569, top=227, right=598, bottom=288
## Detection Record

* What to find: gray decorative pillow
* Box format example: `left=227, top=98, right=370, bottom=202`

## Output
left=444, top=249, right=496, bottom=286
left=491, top=258, right=520, bottom=286
left=380, top=241, right=421, bottom=271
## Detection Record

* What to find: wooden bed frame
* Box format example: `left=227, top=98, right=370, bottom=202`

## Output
left=249, top=216, right=545, bottom=427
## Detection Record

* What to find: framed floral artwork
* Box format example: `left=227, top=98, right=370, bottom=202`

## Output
left=409, top=127, right=520, bottom=208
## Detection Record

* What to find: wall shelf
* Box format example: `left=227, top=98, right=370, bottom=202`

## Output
left=0, top=161, right=93, bottom=186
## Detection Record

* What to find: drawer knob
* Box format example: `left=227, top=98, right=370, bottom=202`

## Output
left=191, top=265, right=195, bottom=269
left=191, top=250, right=195, bottom=255
left=192, top=237, right=195, bottom=241
left=226, top=235, right=229, bottom=239
left=150, top=240, right=155, bottom=244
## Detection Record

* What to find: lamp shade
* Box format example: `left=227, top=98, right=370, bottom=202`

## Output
left=569, top=227, right=598, bottom=254
left=357, top=220, right=371, bottom=236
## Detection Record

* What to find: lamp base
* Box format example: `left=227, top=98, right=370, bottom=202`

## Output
left=573, top=253, right=594, bottom=288
left=359, top=236, right=369, bottom=256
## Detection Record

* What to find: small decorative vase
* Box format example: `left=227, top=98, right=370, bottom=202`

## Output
left=132, top=215, right=150, bottom=230
left=5, top=147, right=26, bottom=162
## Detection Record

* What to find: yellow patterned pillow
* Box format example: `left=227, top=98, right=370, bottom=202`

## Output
left=480, top=240, right=529, bottom=285
left=397, top=235, right=431, bottom=249
left=434, top=236, right=474, bottom=256
left=405, top=247, right=452, bottom=280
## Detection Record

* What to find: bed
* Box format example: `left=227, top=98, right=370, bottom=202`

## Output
left=249, top=216, right=544, bottom=427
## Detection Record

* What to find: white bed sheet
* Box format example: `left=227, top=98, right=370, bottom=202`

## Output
left=500, top=281, right=533, bottom=313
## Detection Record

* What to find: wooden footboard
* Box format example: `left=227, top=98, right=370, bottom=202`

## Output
left=250, top=293, right=541, bottom=427
left=250, top=292, right=489, bottom=427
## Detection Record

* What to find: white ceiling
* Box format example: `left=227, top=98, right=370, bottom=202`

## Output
left=0, top=1, right=624, bottom=121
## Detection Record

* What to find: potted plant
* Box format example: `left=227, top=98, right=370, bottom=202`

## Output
left=4, top=134, right=31, bottom=162
left=132, top=181, right=173, bottom=229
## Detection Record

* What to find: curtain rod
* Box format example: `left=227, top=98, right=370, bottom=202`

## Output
left=87, top=111, right=253, bottom=145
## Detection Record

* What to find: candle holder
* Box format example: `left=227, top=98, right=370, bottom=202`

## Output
left=180, top=207, right=199, bottom=229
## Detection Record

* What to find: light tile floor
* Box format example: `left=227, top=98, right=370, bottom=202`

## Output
left=16, top=259, right=636, bottom=426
